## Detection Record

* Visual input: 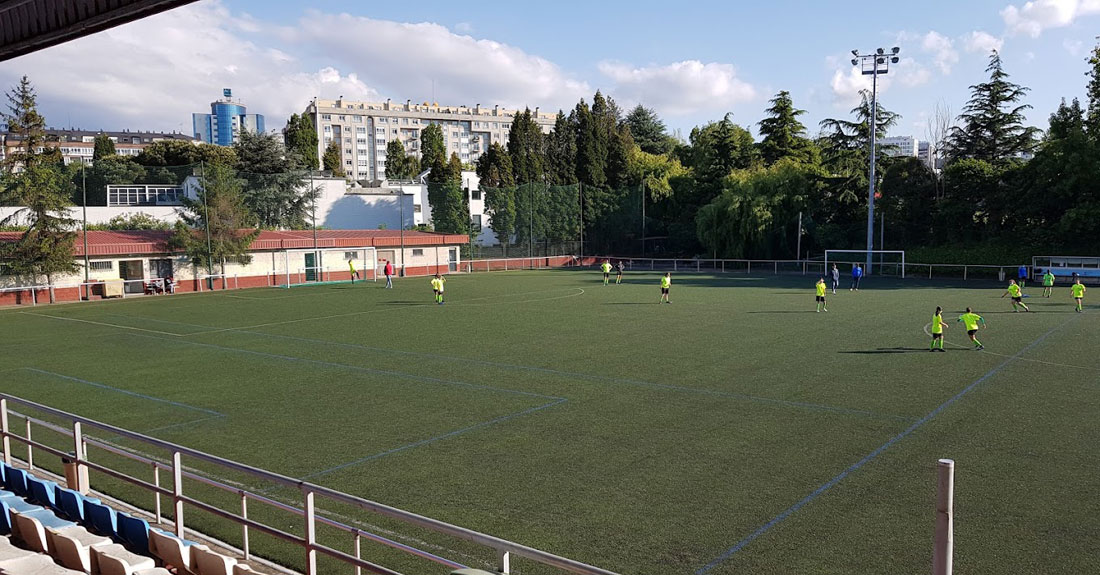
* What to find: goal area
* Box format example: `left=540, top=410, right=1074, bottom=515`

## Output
left=824, top=250, right=906, bottom=278
left=274, top=247, right=378, bottom=288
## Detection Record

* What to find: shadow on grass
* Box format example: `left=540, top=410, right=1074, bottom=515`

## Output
left=839, top=347, right=939, bottom=354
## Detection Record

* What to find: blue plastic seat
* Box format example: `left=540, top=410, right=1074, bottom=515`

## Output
left=56, top=488, right=99, bottom=522
left=4, top=467, right=28, bottom=496
left=0, top=492, right=43, bottom=513
left=0, top=499, right=13, bottom=535
left=25, top=476, right=56, bottom=507
left=116, top=513, right=151, bottom=553
left=83, top=500, right=118, bottom=537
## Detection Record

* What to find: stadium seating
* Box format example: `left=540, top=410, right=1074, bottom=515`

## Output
left=91, top=543, right=157, bottom=574
left=8, top=508, right=75, bottom=552
left=55, top=488, right=97, bottom=523
left=115, top=514, right=150, bottom=554
left=192, top=544, right=236, bottom=575
left=82, top=501, right=118, bottom=538
left=2, top=468, right=28, bottom=498
left=44, top=525, right=112, bottom=571
left=148, top=528, right=203, bottom=574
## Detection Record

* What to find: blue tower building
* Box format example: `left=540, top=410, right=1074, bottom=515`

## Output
left=192, top=89, right=265, bottom=146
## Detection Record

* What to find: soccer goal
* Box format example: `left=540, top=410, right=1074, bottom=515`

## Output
left=276, top=247, right=378, bottom=288
left=824, top=250, right=906, bottom=278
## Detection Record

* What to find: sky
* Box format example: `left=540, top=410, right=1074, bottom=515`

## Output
left=0, top=0, right=1097, bottom=142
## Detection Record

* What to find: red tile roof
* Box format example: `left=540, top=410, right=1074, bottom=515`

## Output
left=0, top=230, right=469, bottom=257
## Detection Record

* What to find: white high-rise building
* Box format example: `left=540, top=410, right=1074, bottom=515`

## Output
left=917, top=141, right=937, bottom=170
left=304, top=99, right=557, bottom=182
left=879, top=135, right=919, bottom=158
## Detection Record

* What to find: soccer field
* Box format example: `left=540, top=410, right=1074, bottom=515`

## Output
left=0, top=269, right=1097, bottom=574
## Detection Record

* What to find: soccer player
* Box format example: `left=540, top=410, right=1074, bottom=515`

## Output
left=1042, top=268, right=1055, bottom=298
left=384, top=260, right=395, bottom=288
left=615, top=261, right=624, bottom=285
left=601, top=260, right=612, bottom=285
left=348, top=259, right=360, bottom=283
left=850, top=264, right=862, bottom=291
left=957, top=307, right=986, bottom=350
left=1001, top=279, right=1030, bottom=312
left=929, top=306, right=948, bottom=352
left=435, top=273, right=447, bottom=304
left=659, top=272, right=671, bottom=304
left=430, top=275, right=440, bottom=303
left=830, top=264, right=840, bottom=294
left=1071, top=279, right=1086, bottom=312
left=815, top=278, right=828, bottom=312
left=1017, top=264, right=1028, bottom=290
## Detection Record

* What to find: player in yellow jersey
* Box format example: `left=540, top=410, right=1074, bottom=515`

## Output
left=1042, top=269, right=1055, bottom=298
left=957, top=307, right=986, bottom=350
left=815, top=278, right=828, bottom=312
left=348, top=259, right=360, bottom=283
left=601, top=260, right=612, bottom=285
left=430, top=275, right=440, bottom=303
left=1001, top=279, right=1030, bottom=312
left=435, top=274, right=447, bottom=304
left=929, top=306, right=948, bottom=352
left=1071, top=279, right=1086, bottom=312
left=659, top=272, right=671, bottom=304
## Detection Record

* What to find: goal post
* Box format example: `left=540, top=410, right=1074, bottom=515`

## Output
left=277, top=247, right=378, bottom=288
left=825, top=250, right=906, bottom=278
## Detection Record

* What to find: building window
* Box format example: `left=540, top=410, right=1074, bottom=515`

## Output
left=357, top=138, right=367, bottom=145
left=356, top=127, right=366, bottom=134
left=358, top=159, right=368, bottom=166
left=471, top=190, right=481, bottom=200
left=452, top=131, right=459, bottom=138
left=413, top=204, right=422, bottom=213
left=353, top=115, right=362, bottom=122
left=321, top=114, right=331, bottom=120
left=378, top=117, right=387, bottom=123
left=338, top=115, right=345, bottom=121
left=345, top=160, right=353, bottom=166
left=412, top=248, right=424, bottom=256
left=345, top=149, right=352, bottom=155
left=323, top=125, right=332, bottom=132
left=471, top=214, right=482, bottom=231
left=89, top=261, right=114, bottom=271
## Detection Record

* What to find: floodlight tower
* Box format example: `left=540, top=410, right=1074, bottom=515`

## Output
left=850, top=46, right=900, bottom=275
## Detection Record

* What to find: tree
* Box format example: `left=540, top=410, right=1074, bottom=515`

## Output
left=484, top=186, right=516, bottom=250
left=545, top=111, right=578, bottom=185
left=925, top=99, right=953, bottom=199
left=689, top=114, right=757, bottom=189
left=322, top=141, right=345, bottom=177
left=283, top=113, right=319, bottom=170
left=879, top=157, right=936, bottom=247
left=233, top=130, right=314, bottom=229
left=426, top=152, right=469, bottom=234
left=0, top=76, right=75, bottom=302
left=168, top=162, right=259, bottom=277
left=92, top=134, right=116, bottom=162
left=90, top=213, right=171, bottom=231
left=757, top=91, right=816, bottom=165
left=1087, top=38, right=1100, bottom=137
left=419, top=123, right=445, bottom=171
left=948, top=51, right=1039, bottom=163
left=82, top=155, right=147, bottom=206
left=475, top=142, right=514, bottom=188
left=624, top=105, right=674, bottom=155
left=385, top=139, right=416, bottom=180
left=506, top=108, right=545, bottom=185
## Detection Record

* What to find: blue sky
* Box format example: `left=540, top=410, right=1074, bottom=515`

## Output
left=0, top=0, right=1097, bottom=141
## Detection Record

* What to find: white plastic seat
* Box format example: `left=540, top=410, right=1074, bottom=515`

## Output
left=0, top=553, right=84, bottom=574
left=231, top=565, right=256, bottom=575
left=191, top=545, right=236, bottom=575
left=9, top=508, right=75, bottom=552
left=90, top=543, right=156, bottom=575
left=134, top=569, right=172, bottom=575
left=148, top=529, right=203, bottom=575
left=0, top=536, right=36, bottom=564
left=45, top=524, right=113, bottom=572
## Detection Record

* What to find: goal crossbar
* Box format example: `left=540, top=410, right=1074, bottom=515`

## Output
left=825, top=250, right=906, bottom=278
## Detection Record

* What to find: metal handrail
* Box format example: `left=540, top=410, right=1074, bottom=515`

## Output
left=0, top=395, right=620, bottom=575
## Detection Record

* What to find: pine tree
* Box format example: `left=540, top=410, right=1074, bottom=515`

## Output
left=624, top=105, right=673, bottom=155
left=475, top=142, right=514, bottom=188
left=385, top=139, right=412, bottom=180
left=92, top=134, right=116, bottom=162
left=758, top=91, right=815, bottom=165
left=573, top=99, right=605, bottom=188
left=168, top=162, right=259, bottom=277
left=234, top=131, right=314, bottom=229
left=948, top=51, right=1038, bottom=163
left=426, top=152, right=469, bottom=234
left=545, top=111, right=578, bottom=185
left=1086, top=38, right=1100, bottom=137
left=420, top=123, right=446, bottom=170
left=0, top=76, right=75, bottom=302
left=322, top=141, right=345, bottom=177
left=283, top=114, right=320, bottom=170
left=506, top=108, right=545, bottom=185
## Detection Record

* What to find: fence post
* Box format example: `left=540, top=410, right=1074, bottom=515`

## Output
left=696, top=260, right=700, bottom=272
left=774, top=261, right=778, bottom=275
left=0, top=398, right=9, bottom=465
left=172, top=451, right=184, bottom=537
left=929, top=265, right=932, bottom=279
left=933, top=459, right=955, bottom=575
left=354, top=531, right=362, bottom=575
left=72, top=422, right=89, bottom=494
left=963, top=266, right=967, bottom=281
left=303, top=488, right=318, bottom=575
left=747, top=261, right=751, bottom=274
left=153, top=464, right=161, bottom=524
left=651, top=260, right=654, bottom=271
left=241, top=492, right=250, bottom=560
left=25, top=418, right=32, bottom=470
left=497, top=549, right=512, bottom=574
left=674, top=260, right=678, bottom=272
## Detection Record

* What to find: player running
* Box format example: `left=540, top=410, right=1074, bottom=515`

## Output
left=1001, top=279, right=1030, bottom=312
left=615, top=261, right=624, bottom=285
left=815, top=278, right=828, bottom=312
left=601, top=260, right=612, bottom=286
left=957, top=308, right=986, bottom=350
left=348, top=259, right=360, bottom=283
left=1071, top=279, right=1086, bottom=312
left=1042, top=269, right=1055, bottom=298
left=850, top=264, right=863, bottom=291
left=929, top=306, right=948, bottom=352
left=659, top=272, right=671, bottom=304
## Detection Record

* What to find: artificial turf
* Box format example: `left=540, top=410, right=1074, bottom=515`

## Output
left=0, top=269, right=1096, bottom=575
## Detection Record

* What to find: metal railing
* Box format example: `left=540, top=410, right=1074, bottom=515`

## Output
left=0, top=395, right=620, bottom=575
left=589, top=257, right=1031, bottom=281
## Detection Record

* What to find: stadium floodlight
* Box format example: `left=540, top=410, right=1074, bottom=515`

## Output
left=849, top=47, right=901, bottom=275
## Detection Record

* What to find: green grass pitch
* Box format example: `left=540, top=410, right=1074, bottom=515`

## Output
left=0, top=270, right=1097, bottom=574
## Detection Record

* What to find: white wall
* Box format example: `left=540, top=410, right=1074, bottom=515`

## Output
left=0, top=206, right=179, bottom=226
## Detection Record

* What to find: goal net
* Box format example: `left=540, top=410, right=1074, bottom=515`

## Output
left=824, top=250, right=906, bottom=278
left=275, top=247, right=378, bottom=288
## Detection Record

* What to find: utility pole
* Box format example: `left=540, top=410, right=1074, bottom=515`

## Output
left=80, top=159, right=88, bottom=283
left=851, top=46, right=900, bottom=276
left=200, top=160, right=213, bottom=279
left=796, top=211, right=803, bottom=264
left=310, top=169, right=317, bottom=249
left=399, top=188, right=405, bottom=276
left=641, top=180, right=646, bottom=258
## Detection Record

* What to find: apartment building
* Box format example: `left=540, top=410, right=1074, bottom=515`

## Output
left=303, top=98, right=557, bottom=181
left=0, top=129, right=197, bottom=166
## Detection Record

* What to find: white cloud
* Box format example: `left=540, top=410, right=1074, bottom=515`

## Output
left=284, top=12, right=591, bottom=114
left=0, top=1, right=377, bottom=132
left=597, top=60, right=756, bottom=116
left=921, top=31, right=958, bottom=74
left=963, top=31, right=1004, bottom=54
left=1001, top=0, right=1100, bottom=37
left=1063, top=38, right=1086, bottom=55
left=454, top=22, right=474, bottom=34
left=827, top=55, right=928, bottom=109
left=829, top=67, right=874, bottom=108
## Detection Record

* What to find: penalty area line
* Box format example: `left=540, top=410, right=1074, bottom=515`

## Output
left=696, top=315, right=1078, bottom=575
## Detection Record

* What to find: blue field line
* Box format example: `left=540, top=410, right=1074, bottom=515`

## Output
left=127, top=333, right=563, bottom=402
left=694, top=316, right=1078, bottom=575
left=299, top=398, right=569, bottom=480
left=19, top=368, right=224, bottom=417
